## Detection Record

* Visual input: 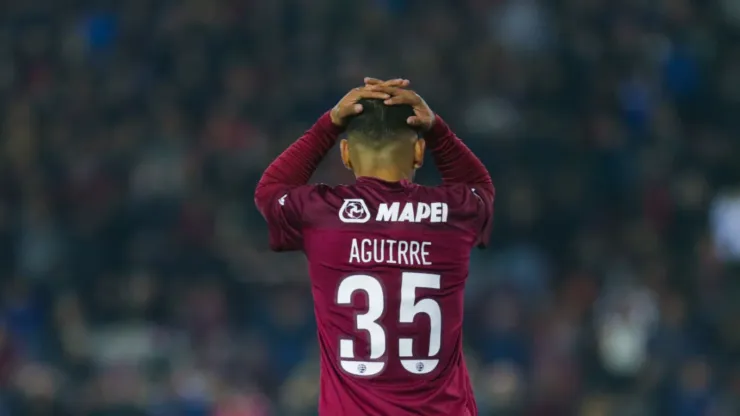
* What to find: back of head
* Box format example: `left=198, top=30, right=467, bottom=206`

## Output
left=345, top=99, right=418, bottom=149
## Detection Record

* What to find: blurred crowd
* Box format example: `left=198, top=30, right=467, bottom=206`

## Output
left=1, top=0, right=740, bottom=415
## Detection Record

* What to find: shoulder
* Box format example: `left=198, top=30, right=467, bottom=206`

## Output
left=280, top=183, right=338, bottom=201
left=412, top=183, right=494, bottom=230
left=262, top=183, right=341, bottom=221
left=412, top=183, right=494, bottom=248
left=284, top=183, right=357, bottom=223
left=412, top=183, right=493, bottom=209
left=278, top=183, right=372, bottom=204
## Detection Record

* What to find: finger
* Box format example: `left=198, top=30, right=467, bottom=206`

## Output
left=388, top=79, right=410, bottom=88
left=380, top=79, right=410, bottom=88
left=407, top=116, right=423, bottom=126
left=367, top=85, right=404, bottom=95
left=364, top=77, right=384, bottom=85
left=356, top=90, right=392, bottom=100
left=365, top=78, right=409, bottom=88
left=335, top=103, right=364, bottom=119
left=384, top=94, right=416, bottom=105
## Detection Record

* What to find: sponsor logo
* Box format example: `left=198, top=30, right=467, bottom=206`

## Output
left=376, top=202, right=448, bottom=223
left=339, top=199, right=371, bottom=223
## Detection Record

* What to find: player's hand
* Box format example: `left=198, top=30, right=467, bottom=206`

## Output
left=331, top=87, right=393, bottom=127
left=366, top=85, right=435, bottom=131
left=363, top=77, right=411, bottom=88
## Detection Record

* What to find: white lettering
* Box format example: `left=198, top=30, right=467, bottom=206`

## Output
left=415, top=203, right=431, bottom=222
left=373, top=238, right=385, bottom=263
left=376, top=202, right=400, bottom=221
left=376, top=202, right=448, bottom=223
left=350, top=239, right=361, bottom=263
left=398, top=203, right=415, bottom=222
left=421, top=242, right=432, bottom=265
left=387, top=240, right=397, bottom=264
left=361, top=239, right=373, bottom=263
left=349, top=239, right=432, bottom=266
left=409, top=241, right=421, bottom=265
left=430, top=203, right=443, bottom=223
left=398, top=241, right=409, bottom=264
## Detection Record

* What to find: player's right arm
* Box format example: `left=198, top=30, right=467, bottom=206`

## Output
left=254, top=112, right=341, bottom=251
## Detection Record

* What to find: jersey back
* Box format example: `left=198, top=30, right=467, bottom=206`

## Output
left=264, top=177, right=493, bottom=416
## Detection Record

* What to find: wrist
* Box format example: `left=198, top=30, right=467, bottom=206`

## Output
left=330, top=108, right=343, bottom=127
left=318, top=111, right=345, bottom=137
left=424, top=114, right=448, bottom=140
left=425, top=113, right=436, bottom=131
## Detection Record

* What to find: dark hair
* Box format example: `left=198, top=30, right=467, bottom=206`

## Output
left=345, top=99, right=417, bottom=147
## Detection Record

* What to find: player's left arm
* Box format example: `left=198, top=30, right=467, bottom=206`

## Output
left=425, top=115, right=495, bottom=248
left=254, top=85, right=396, bottom=251
left=365, top=82, right=495, bottom=247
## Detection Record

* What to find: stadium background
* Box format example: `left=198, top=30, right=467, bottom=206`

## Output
left=1, top=0, right=740, bottom=415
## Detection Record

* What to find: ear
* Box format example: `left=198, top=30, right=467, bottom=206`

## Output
left=340, top=139, right=353, bottom=170
left=413, top=138, right=425, bottom=170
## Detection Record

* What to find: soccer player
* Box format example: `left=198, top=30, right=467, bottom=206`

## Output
left=254, top=79, right=494, bottom=415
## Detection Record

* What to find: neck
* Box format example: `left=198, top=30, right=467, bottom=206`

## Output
left=349, top=144, right=414, bottom=182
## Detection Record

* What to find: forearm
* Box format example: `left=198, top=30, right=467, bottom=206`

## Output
left=254, top=112, right=342, bottom=213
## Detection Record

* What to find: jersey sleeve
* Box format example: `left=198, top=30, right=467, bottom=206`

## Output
left=259, top=184, right=317, bottom=251
left=426, top=115, right=495, bottom=248
left=254, top=112, right=342, bottom=251
left=469, top=186, right=494, bottom=247
left=444, top=183, right=495, bottom=248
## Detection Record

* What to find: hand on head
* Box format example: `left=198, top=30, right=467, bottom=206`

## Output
left=364, top=78, right=436, bottom=131
left=331, top=78, right=435, bottom=131
left=330, top=78, right=409, bottom=126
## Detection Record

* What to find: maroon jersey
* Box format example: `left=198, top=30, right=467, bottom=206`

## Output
left=255, top=113, right=494, bottom=416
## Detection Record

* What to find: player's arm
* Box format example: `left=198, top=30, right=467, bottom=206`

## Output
left=367, top=82, right=495, bottom=246
left=253, top=112, right=340, bottom=251
left=424, top=115, right=494, bottom=197
left=424, top=115, right=495, bottom=247
left=254, top=86, right=394, bottom=251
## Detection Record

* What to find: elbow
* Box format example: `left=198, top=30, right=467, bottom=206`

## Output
left=476, top=179, right=495, bottom=196
left=477, top=182, right=495, bottom=205
left=254, top=179, right=290, bottom=217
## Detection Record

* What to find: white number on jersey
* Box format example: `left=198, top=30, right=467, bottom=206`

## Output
left=335, top=272, right=442, bottom=377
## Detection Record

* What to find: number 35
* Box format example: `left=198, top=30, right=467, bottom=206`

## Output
left=336, top=272, right=442, bottom=377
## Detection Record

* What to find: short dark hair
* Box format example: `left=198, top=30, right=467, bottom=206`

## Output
left=345, top=99, right=417, bottom=147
